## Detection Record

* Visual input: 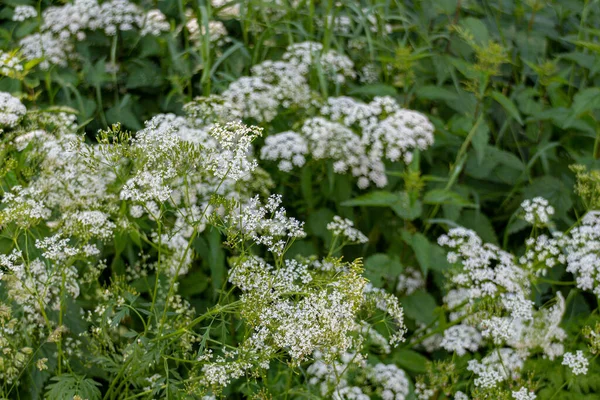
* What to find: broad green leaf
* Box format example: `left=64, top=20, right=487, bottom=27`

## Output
left=349, top=83, right=397, bottom=97
left=491, top=91, right=524, bottom=125
left=458, top=209, right=498, bottom=245
left=364, top=253, right=403, bottom=286
left=572, top=88, right=600, bottom=115
left=392, top=349, right=429, bottom=374
left=423, top=189, right=472, bottom=206
left=342, top=191, right=422, bottom=220
left=401, top=290, right=438, bottom=324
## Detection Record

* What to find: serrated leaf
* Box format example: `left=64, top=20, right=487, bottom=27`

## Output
left=392, top=349, right=429, bottom=374
left=401, top=290, right=437, bottom=324
left=46, top=374, right=101, bottom=400
left=491, top=91, right=524, bottom=125
left=364, top=253, right=403, bottom=286
left=342, top=191, right=421, bottom=220
left=572, top=87, right=600, bottom=115
left=423, top=189, right=472, bottom=206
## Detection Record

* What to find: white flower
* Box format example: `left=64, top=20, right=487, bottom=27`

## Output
left=396, top=267, right=425, bottom=295
left=140, top=9, right=170, bottom=36
left=327, top=216, right=368, bottom=244
left=0, top=92, right=26, bottom=128
left=512, top=387, right=536, bottom=400
left=440, top=324, right=482, bottom=356
left=562, top=350, right=588, bottom=375
left=12, top=5, right=38, bottom=21
left=521, top=197, right=554, bottom=227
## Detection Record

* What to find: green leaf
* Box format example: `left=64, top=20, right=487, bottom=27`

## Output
left=125, top=59, right=165, bottom=89
left=460, top=17, right=489, bottom=45
left=349, top=83, right=397, bottom=97
left=417, top=85, right=458, bottom=102
left=364, top=253, right=403, bottom=287
left=572, top=88, right=600, bottom=116
left=471, top=120, right=490, bottom=164
left=207, top=227, right=225, bottom=292
left=46, top=374, right=101, bottom=400
left=491, top=91, right=524, bottom=125
left=392, top=349, right=429, bottom=374
left=342, top=191, right=422, bottom=220
left=401, top=290, right=438, bottom=324
left=342, top=191, right=399, bottom=207
left=423, top=189, right=472, bottom=206
left=458, top=209, right=498, bottom=245
left=401, top=231, right=431, bottom=275
left=307, top=208, right=336, bottom=240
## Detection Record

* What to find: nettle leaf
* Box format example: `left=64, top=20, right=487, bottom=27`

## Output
left=364, top=253, right=403, bottom=287
left=572, top=87, right=600, bottom=115
left=46, top=374, right=101, bottom=400
left=423, top=189, right=473, bottom=207
left=401, top=290, right=438, bottom=324
left=342, top=191, right=421, bottom=220
left=307, top=208, right=336, bottom=241
left=125, top=59, right=165, bottom=89
left=349, top=83, right=397, bottom=97
left=491, top=91, right=524, bottom=125
left=458, top=209, right=498, bottom=245
left=417, top=85, right=459, bottom=103
left=401, top=230, right=449, bottom=274
left=392, top=349, right=429, bottom=374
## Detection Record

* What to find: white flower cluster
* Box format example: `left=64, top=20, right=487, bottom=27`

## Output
left=327, top=215, right=369, bottom=244
left=307, top=352, right=410, bottom=400
left=0, top=92, right=26, bottom=128
left=185, top=11, right=230, bottom=47
left=438, top=227, right=567, bottom=370
left=221, top=41, right=352, bottom=122
left=282, top=42, right=356, bottom=84
left=0, top=51, right=23, bottom=78
left=364, top=284, right=407, bottom=346
left=0, top=237, right=82, bottom=328
left=564, top=211, right=600, bottom=296
left=263, top=96, right=434, bottom=188
left=519, top=233, right=566, bottom=276
left=521, top=197, right=554, bottom=227
left=440, top=324, right=482, bottom=356
left=396, top=266, right=425, bottom=295
left=260, top=131, right=308, bottom=172
left=467, top=348, right=524, bottom=389
left=17, top=0, right=169, bottom=69
left=512, top=387, right=536, bottom=400
left=225, top=194, right=306, bottom=255
left=12, top=5, right=38, bottom=21
left=562, top=350, right=589, bottom=375
left=19, top=32, right=74, bottom=70
left=203, top=257, right=366, bottom=381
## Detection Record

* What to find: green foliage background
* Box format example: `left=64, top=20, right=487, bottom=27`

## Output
left=2, top=0, right=600, bottom=399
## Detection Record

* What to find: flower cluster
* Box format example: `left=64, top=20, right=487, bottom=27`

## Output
left=307, top=351, right=410, bottom=400
left=327, top=215, right=369, bottom=244
left=564, top=211, right=600, bottom=296
left=521, top=197, right=555, bottom=227
left=262, top=96, right=434, bottom=188
left=12, top=5, right=38, bottom=21
left=18, top=0, right=169, bottom=69
left=224, top=194, right=306, bottom=256
left=0, top=92, right=26, bottom=128
left=562, top=350, right=589, bottom=375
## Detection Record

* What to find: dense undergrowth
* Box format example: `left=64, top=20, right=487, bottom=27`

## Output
left=1, top=0, right=600, bottom=399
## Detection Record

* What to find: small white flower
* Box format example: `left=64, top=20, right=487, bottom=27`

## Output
left=512, top=387, right=536, bottom=400
left=562, top=350, right=588, bottom=375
